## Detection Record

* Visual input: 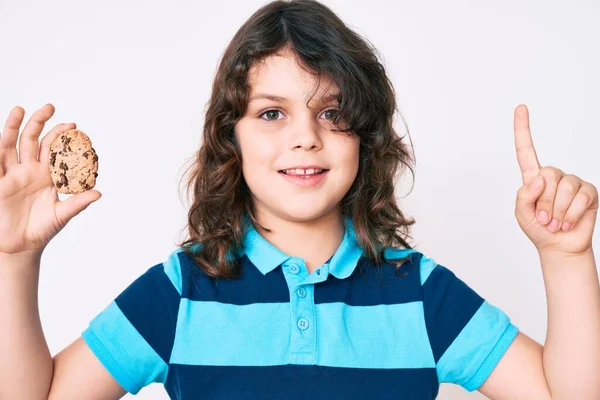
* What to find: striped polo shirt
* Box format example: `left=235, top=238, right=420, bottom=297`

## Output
left=82, top=218, right=519, bottom=399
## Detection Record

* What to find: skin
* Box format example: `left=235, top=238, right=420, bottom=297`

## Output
left=235, top=48, right=360, bottom=273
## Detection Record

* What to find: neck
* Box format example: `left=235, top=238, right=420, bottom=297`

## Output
left=254, top=207, right=345, bottom=274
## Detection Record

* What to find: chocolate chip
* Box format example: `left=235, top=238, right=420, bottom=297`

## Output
left=59, top=161, right=68, bottom=171
left=50, top=152, right=57, bottom=167
left=59, top=174, right=68, bottom=186
left=82, top=151, right=90, bottom=159
left=93, top=172, right=98, bottom=178
left=62, top=137, right=72, bottom=153
left=92, top=154, right=98, bottom=162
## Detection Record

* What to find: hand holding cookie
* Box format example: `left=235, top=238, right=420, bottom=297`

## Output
left=0, top=104, right=102, bottom=256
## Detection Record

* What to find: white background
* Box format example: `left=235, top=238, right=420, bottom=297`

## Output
left=1, top=0, right=599, bottom=398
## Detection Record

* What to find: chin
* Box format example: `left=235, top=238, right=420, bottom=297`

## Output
left=276, top=202, right=341, bottom=223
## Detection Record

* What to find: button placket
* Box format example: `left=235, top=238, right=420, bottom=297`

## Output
left=290, top=282, right=315, bottom=365
left=297, top=287, right=307, bottom=298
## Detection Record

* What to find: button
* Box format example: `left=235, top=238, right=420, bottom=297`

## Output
left=297, top=318, right=309, bottom=330
left=288, top=264, right=300, bottom=274
left=297, top=287, right=307, bottom=298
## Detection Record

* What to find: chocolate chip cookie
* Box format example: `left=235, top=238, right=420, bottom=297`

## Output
left=48, top=129, right=99, bottom=194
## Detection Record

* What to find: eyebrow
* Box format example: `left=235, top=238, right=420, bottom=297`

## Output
left=249, top=92, right=341, bottom=104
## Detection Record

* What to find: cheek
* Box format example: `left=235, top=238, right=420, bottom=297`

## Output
left=335, top=136, right=360, bottom=171
left=235, top=121, right=275, bottom=170
left=240, top=142, right=277, bottom=173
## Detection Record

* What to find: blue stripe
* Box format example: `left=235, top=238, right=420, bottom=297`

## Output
left=422, top=263, right=484, bottom=363
left=115, top=263, right=180, bottom=364
left=164, top=364, right=439, bottom=399
left=315, top=302, right=435, bottom=368
left=82, top=301, right=168, bottom=393
left=180, top=254, right=290, bottom=304
left=170, top=300, right=291, bottom=365
left=315, top=254, right=422, bottom=305
left=437, top=300, right=518, bottom=389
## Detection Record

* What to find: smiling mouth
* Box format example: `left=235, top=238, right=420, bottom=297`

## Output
left=278, top=168, right=329, bottom=177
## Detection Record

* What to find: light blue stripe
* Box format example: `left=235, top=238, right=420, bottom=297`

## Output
left=82, top=328, right=141, bottom=394
left=419, top=255, right=438, bottom=285
left=170, top=299, right=291, bottom=365
left=163, top=248, right=184, bottom=295
left=464, top=323, right=519, bottom=391
left=82, top=301, right=168, bottom=390
left=437, top=300, right=516, bottom=387
left=316, top=302, right=435, bottom=368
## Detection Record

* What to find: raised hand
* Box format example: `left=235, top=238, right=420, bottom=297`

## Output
left=513, top=104, right=598, bottom=256
left=0, top=104, right=102, bottom=256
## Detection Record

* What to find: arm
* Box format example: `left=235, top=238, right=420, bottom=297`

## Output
left=540, top=249, right=600, bottom=397
left=478, top=250, right=600, bottom=399
left=479, top=104, right=600, bottom=398
left=0, top=251, right=52, bottom=399
left=49, top=338, right=127, bottom=400
left=0, top=251, right=126, bottom=400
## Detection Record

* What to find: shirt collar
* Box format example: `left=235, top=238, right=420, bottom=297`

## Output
left=241, top=217, right=364, bottom=279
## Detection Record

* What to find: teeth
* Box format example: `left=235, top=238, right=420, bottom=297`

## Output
left=283, top=168, right=323, bottom=176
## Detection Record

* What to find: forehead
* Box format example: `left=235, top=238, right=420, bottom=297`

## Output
left=247, top=50, right=339, bottom=102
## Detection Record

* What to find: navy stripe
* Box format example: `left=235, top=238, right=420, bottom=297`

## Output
left=315, top=253, right=421, bottom=305
left=179, top=253, right=290, bottom=304
left=115, top=263, right=180, bottom=364
left=422, top=263, right=484, bottom=363
left=165, top=364, right=439, bottom=400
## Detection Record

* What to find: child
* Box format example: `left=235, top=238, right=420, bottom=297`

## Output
left=0, top=0, right=598, bottom=399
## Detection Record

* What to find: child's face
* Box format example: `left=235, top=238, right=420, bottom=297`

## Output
left=235, top=49, right=360, bottom=224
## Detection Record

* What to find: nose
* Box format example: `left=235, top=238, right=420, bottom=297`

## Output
left=288, top=111, right=323, bottom=151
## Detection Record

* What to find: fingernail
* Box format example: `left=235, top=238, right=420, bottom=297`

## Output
left=562, top=221, right=572, bottom=231
left=537, top=210, right=550, bottom=224
left=547, top=218, right=559, bottom=232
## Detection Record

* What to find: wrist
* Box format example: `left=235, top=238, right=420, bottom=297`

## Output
left=537, top=247, right=595, bottom=262
left=0, top=249, right=43, bottom=267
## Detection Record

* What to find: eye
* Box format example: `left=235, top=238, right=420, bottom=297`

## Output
left=321, top=109, right=340, bottom=121
left=259, top=109, right=284, bottom=121
left=257, top=108, right=341, bottom=122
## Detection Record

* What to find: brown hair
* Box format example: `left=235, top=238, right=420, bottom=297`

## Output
left=178, top=0, right=417, bottom=279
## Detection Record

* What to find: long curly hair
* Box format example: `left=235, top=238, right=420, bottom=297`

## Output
left=177, top=0, right=417, bottom=279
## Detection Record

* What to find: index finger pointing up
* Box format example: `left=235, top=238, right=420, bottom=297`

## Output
left=514, top=104, right=541, bottom=185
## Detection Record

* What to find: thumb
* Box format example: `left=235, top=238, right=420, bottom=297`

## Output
left=55, top=190, right=102, bottom=225
left=515, top=175, right=545, bottom=222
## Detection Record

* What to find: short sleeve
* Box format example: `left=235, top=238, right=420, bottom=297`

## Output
left=419, top=254, right=519, bottom=392
left=81, top=250, right=183, bottom=394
